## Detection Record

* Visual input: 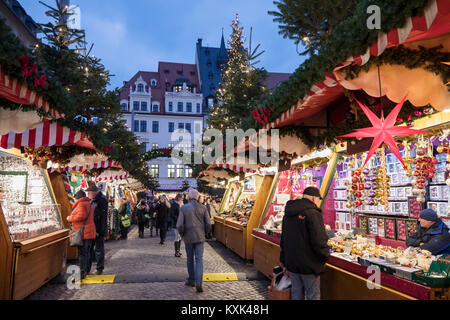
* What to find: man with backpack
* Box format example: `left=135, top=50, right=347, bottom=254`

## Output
left=135, top=199, right=149, bottom=238
left=118, top=198, right=131, bottom=240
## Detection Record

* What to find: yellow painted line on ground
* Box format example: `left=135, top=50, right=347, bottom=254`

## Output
left=203, top=273, right=238, bottom=282
left=75, top=274, right=116, bottom=285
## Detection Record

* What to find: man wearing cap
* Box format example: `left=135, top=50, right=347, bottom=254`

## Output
left=406, top=209, right=450, bottom=255
left=280, top=186, right=330, bottom=300
left=86, top=184, right=109, bottom=275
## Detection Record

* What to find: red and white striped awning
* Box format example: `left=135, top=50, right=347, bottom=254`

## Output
left=336, top=0, right=449, bottom=70
left=57, top=160, right=121, bottom=172
left=264, top=0, right=449, bottom=129
left=0, top=66, right=64, bottom=119
left=96, top=172, right=128, bottom=181
left=0, top=120, right=96, bottom=150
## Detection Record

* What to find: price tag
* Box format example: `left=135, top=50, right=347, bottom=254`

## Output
left=344, top=241, right=352, bottom=255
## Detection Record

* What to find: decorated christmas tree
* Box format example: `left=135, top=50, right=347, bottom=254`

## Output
left=207, top=14, right=268, bottom=134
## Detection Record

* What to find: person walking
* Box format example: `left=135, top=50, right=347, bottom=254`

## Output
left=86, top=184, right=109, bottom=275
left=176, top=189, right=211, bottom=293
left=206, top=198, right=219, bottom=239
left=67, top=190, right=96, bottom=280
left=171, top=193, right=184, bottom=257
left=118, top=198, right=131, bottom=240
left=280, top=187, right=330, bottom=300
left=156, top=195, right=171, bottom=244
left=135, top=199, right=149, bottom=238
left=149, top=197, right=158, bottom=237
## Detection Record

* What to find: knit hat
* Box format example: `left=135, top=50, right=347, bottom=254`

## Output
left=419, top=208, right=439, bottom=222
left=74, top=190, right=86, bottom=200
left=303, top=187, right=322, bottom=200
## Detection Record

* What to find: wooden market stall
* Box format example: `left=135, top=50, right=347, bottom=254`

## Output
left=0, top=149, right=69, bottom=300
left=215, top=178, right=242, bottom=245
left=220, top=173, right=277, bottom=260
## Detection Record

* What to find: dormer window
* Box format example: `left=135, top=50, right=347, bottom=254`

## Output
left=151, top=79, right=157, bottom=87
left=137, top=84, right=144, bottom=92
left=152, top=104, right=160, bottom=112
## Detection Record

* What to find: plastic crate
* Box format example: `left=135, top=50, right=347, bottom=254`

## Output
left=411, top=255, right=450, bottom=288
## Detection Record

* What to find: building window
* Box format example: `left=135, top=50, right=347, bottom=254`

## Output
left=164, top=69, right=169, bottom=74
left=151, top=164, right=159, bottom=178
left=152, top=121, right=159, bottom=133
left=137, top=84, right=144, bottom=92
left=168, top=101, right=173, bottom=112
left=190, top=71, right=195, bottom=76
left=185, top=166, right=193, bottom=178
left=208, top=72, right=213, bottom=80
left=176, top=164, right=184, bottom=178
left=186, top=102, right=192, bottom=112
left=151, top=79, right=157, bottom=87
left=152, top=104, right=159, bottom=112
left=134, top=120, right=140, bottom=132
left=168, top=165, right=175, bottom=178
left=168, top=143, right=174, bottom=149
left=185, top=123, right=191, bottom=133
left=196, top=103, right=200, bottom=113
left=177, top=102, right=183, bottom=112
left=207, top=60, right=212, bottom=67
left=178, top=123, right=184, bottom=130
left=168, top=122, right=174, bottom=133
left=152, top=143, right=159, bottom=150
left=141, top=101, right=147, bottom=111
left=177, top=70, right=182, bottom=75
left=140, top=120, right=147, bottom=132
left=133, top=101, right=140, bottom=111
left=208, top=98, right=214, bottom=107
left=195, top=123, right=201, bottom=134
left=120, top=103, right=128, bottom=111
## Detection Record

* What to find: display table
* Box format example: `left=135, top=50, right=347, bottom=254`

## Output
left=251, top=229, right=447, bottom=300
left=224, top=219, right=247, bottom=259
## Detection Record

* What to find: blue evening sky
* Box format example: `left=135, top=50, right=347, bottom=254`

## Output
left=21, top=1, right=306, bottom=90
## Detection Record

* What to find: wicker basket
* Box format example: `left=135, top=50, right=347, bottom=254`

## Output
left=267, top=272, right=291, bottom=300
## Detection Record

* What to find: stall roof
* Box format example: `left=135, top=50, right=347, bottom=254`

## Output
left=263, top=0, right=450, bottom=130
left=0, top=66, right=64, bottom=119
left=0, top=120, right=95, bottom=150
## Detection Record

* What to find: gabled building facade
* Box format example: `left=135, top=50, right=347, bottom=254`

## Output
left=120, top=62, right=204, bottom=191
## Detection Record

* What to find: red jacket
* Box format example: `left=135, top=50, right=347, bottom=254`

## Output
left=68, top=197, right=96, bottom=240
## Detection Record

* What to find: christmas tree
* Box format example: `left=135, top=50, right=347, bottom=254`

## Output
left=268, top=0, right=359, bottom=55
left=34, top=0, right=154, bottom=189
left=207, top=14, right=268, bottom=134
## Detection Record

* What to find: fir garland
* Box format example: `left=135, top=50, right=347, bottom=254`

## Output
left=344, top=45, right=450, bottom=83
left=244, top=0, right=432, bottom=125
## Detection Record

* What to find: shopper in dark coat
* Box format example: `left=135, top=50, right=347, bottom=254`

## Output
left=280, top=187, right=330, bottom=300
left=135, top=199, right=149, bottom=238
left=406, top=209, right=450, bottom=255
left=156, top=195, right=171, bottom=244
left=87, top=184, right=108, bottom=275
left=171, top=193, right=184, bottom=257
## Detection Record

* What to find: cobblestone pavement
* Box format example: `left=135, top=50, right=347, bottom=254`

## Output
left=27, top=225, right=270, bottom=300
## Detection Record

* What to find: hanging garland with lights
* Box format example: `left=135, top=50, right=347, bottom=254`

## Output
left=241, top=0, right=439, bottom=130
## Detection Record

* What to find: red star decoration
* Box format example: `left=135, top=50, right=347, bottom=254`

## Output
left=340, top=96, right=430, bottom=168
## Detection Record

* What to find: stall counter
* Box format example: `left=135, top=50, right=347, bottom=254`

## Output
left=251, top=229, right=447, bottom=300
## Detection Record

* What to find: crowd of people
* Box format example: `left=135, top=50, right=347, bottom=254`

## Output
left=67, top=184, right=220, bottom=292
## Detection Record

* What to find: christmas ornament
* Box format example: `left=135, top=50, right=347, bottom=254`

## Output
left=340, top=96, right=430, bottom=168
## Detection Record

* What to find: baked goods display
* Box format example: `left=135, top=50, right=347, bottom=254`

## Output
left=327, top=234, right=437, bottom=272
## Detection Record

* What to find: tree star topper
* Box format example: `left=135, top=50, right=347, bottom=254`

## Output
left=340, top=96, right=430, bottom=168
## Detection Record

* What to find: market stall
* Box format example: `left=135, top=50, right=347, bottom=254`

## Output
left=215, top=178, right=242, bottom=245
left=216, top=173, right=276, bottom=259
left=0, top=149, right=68, bottom=300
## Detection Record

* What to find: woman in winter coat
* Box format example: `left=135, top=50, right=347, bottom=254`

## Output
left=155, top=195, right=171, bottom=244
left=67, top=190, right=96, bottom=279
left=135, top=199, right=149, bottom=238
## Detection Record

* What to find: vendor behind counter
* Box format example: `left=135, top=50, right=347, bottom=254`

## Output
left=406, top=209, right=450, bottom=255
